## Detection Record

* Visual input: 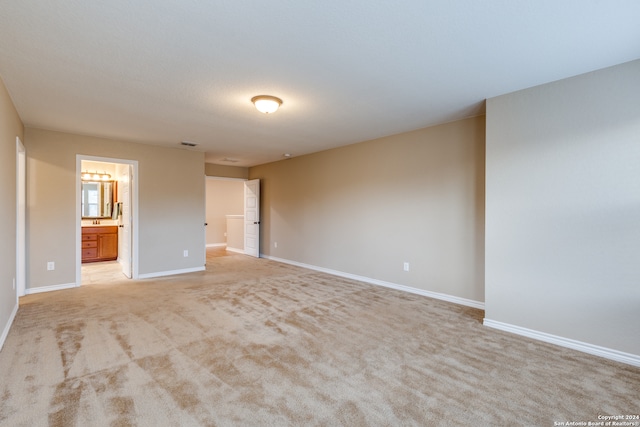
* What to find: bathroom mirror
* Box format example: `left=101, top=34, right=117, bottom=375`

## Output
left=81, top=181, right=114, bottom=218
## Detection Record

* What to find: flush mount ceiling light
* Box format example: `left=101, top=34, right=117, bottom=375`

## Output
left=251, top=95, right=282, bottom=114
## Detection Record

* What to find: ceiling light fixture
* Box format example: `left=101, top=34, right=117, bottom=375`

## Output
left=251, top=95, right=282, bottom=114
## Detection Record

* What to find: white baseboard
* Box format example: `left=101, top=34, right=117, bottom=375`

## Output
left=138, top=266, right=205, bottom=279
left=206, top=243, right=226, bottom=248
left=0, top=303, right=18, bottom=351
left=226, top=247, right=245, bottom=255
left=483, top=318, right=640, bottom=367
left=26, top=282, right=77, bottom=295
left=262, top=255, right=485, bottom=310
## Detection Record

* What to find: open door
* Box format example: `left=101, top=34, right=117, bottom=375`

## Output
left=117, top=163, right=132, bottom=277
left=244, top=179, right=260, bottom=258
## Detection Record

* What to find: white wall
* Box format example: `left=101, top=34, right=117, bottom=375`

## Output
left=485, top=59, right=640, bottom=358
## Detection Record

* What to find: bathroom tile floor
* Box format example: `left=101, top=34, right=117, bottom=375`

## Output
left=81, top=260, right=125, bottom=285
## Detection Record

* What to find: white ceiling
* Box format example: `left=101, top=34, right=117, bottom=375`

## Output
left=1, top=1, right=639, bottom=167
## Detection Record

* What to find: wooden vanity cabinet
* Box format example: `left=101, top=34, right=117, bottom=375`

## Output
left=82, top=226, right=118, bottom=263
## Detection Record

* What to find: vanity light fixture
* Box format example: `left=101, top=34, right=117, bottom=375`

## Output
left=251, top=95, right=282, bottom=114
left=82, top=171, right=111, bottom=181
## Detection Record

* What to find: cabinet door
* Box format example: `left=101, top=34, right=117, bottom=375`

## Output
left=98, top=233, right=118, bottom=259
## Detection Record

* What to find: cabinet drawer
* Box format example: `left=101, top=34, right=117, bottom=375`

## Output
left=82, top=234, right=97, bottom=241
left=82, top=248, right=98, bottom=259
left=82, top=241, right=97, bottom=249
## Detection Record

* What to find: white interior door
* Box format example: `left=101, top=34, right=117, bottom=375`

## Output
left=244, top=179, right=260, bottom=258
left=16, top=137, right=26, bottom=298
left=117, top=164, right=132, bottom=278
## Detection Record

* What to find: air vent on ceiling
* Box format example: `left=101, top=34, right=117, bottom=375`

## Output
left=180, top=141, right=198, bottom=147
left=222, top=157, right=240, bottom=163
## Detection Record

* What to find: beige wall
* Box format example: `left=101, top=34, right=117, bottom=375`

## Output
left=485, top=59, right=640, bottom=356
left=205, top=178, right=244, bottom=245
left=0, top=76, right=24, bottom=346
left=205, top=163, right=248, bottom=180
left=25, top=128, right=205, bottom=289
left=81, top=160, right=117, bottom=177
left=225, top=216, right=244, bottom=251
left=250, top=116, right=485, bottom=303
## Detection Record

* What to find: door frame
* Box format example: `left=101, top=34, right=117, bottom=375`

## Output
left=16, top=137, right=26, bottom=298
left=76, top=155, right=139, bottom=285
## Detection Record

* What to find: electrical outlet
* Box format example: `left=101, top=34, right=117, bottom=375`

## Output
left=274, top=241, right=278, bottom=248
left=47, top=262, right=55, bottom=271
left=403, top=262, right=409, bottom=272
left=183, top=250, right=189, bottom=257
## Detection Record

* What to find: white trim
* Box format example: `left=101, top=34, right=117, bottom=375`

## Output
left=263, top=255, right=485, bottom=310
left=226, top=247, right=245, bottom=254
left=206, top=243, right=226, bottom=248
left=138, top=266, right=205, bottom=279
left=26, top=283, right=77, bottom=295
left=0, top=303, right=18, bottom=351
left=483, top=319, right=640, bottom=368
left=16, top=137, right=26, bottom=299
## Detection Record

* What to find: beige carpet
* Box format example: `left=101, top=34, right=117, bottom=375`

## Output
left=1, top=249, right=638, bottom=426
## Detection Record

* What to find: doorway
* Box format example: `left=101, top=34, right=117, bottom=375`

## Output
left=205, top=178, right=260, bottom=258
left=205, top=177, right=245, bottom=252
left=76, top=155, right=139, bottom=286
